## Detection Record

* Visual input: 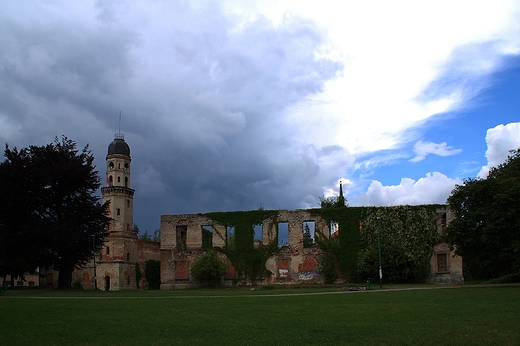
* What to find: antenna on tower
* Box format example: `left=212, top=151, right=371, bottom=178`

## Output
left=115, top=111, right=124, bottom=140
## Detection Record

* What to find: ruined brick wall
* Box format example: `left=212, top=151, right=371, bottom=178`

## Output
left=160, top=210, right=331, bottom=289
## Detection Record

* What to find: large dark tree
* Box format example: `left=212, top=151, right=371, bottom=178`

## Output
left=0, top=137, right=111, bottom=288
left=0, top=146, right=43, bottom=286
left=446, top=148, right=520, bottom=279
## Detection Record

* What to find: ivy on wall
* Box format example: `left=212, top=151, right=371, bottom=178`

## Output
left=197, top=205, right=443, bottom=284
left=202, top=210, right=279, bottom=283
left=358, top=205, right=442, bottom=283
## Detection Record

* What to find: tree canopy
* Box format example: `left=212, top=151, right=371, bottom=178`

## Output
left=0, top=137, right=111, bottom=288
left=446, top=148, right=520, bottom=279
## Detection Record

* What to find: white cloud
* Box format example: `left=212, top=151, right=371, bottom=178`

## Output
left=356, top=172, right=461, bottom=206
left=410, top=141, right=462, bottom=162
left=478, top=122, right=520, bottom=177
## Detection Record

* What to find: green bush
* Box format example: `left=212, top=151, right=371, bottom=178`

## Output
left=144, top=260, right=161, bottom=290
left=191, top=251, right=227, bottom=287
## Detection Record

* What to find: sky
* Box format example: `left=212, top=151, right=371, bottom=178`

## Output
left=1, top=0, right=519, bottom=233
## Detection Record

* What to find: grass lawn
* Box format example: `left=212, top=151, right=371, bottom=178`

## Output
left=1, top=285, right=519, bottom=345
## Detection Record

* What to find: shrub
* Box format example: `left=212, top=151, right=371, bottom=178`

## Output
left=191, top=251, right=227, bottom=287
left=144, top=260, right=161, bottom=290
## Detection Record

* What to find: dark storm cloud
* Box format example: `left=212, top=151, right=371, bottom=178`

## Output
left=0, top=1, right=343, bottom=232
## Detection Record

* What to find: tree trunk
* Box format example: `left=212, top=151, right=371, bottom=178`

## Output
left=57, top=260, right=73, bottom=289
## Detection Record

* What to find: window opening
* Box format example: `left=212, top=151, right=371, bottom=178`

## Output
left=125, top=177, right=129, bottom=187
left=105, top=276, right=110, bottom=291
left=108, top=176, right=113, bottom=186
left=176, top=225, right=187, bottom=252
left=126, top=252, right=130, bottom=261
left=117, top=176, right=121, bottom=183
left=202, top=225, right=213, bottom=250
left=303, top=221, right=315, bottom=248
left=277, top=222, right=289, bottom=247
left=253, top=224, right=263, bottom=247
left=106, top=246, right=110, bottom=255
left=227, top=225, right=235, bottom=249
left=117, top=208, right=120, bottom=216
left=330, top=220, right=339, bottom=237
left=127, top=200, right=130, bottom=208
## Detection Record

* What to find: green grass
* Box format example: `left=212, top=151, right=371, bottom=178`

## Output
left=1, top=285, right=519, bottom=345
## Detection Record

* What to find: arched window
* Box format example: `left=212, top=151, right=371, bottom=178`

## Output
left=125, top=177, right=128, bottom=187
left=108, top=176, right=113, bottom=186
left=106, top=247, right=110, bottom=255
left=117, top=208, right=120, bottom=216
left=117, top=176, right=121, bottom=183
left=126, top=252, right=130, bottom=261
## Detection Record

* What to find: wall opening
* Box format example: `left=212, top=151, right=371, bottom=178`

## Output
left=202, top=225, right=213, bottom=250
left=126, top=252, right=130, bottom=261
left=105, top=276, right=110, bottom=291
left=116, top=208, right=120, bottom=216
left=176, top=225, right=187, bottom=252
left=108, top=175, right=113, bottom=186
left=253, top=224, right=262, bottom=247
left=125, top=177, right=129, bottom=187
left=277, top=222, right=288, bottom=247
left=330, top=220, right=339, bottom=237
left=302, top=221, right=315, bottom=248
left=106, top=246, right=110, bottom=255
left=227, top=225, right=235, bottom=249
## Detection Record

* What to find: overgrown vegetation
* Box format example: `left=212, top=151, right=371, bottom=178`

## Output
left=190, top=250, right=227, bottom=287
left=358, top=206, right=441, bottom=283
left=144, top=260, right=160, bottom=290
left=203, top=210, right=279, bottom=283
left=313, top=205, right=442, bottom=283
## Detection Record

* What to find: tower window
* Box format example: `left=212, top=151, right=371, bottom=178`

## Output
left=125, top=177, right=128, bottom=187
left=117, top=208, right=121, bottom=216
left=117, top=176, right=121, bottom=183
left=106, top=247, right=110, bottom=255
left=108, top=176, right=113, bottom=186
left=127, top=200, right=130, bottom=208
left=124, top=163, right=129, bottom=170
left=108, top=162, right=114, bottom=170
left=126, top=252, right=130, bottom=261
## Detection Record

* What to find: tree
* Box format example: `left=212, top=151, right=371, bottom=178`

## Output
left=446, top=149, right=520, bottom=279
left=319, top=195, right=347, bottom=208
left=0, top=146, right=42, bottom=284
left=0, top=137, right=111, bottom=288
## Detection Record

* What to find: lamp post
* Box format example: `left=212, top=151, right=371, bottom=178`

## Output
left=91, top=235, right=98, bottom=291
left=377, top=217, right=382, bottom=288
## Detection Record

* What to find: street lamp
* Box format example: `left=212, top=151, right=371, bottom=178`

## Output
left=377, top=217, right=382, bottom=288
left=91, top=235, right=98, bottom=291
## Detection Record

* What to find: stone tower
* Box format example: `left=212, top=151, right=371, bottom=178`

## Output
left=98, top=132, right=137, bottom=290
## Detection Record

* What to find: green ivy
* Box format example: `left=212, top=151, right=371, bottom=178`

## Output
left=358, top=205, right=442, bottom=283
left=202, top=210, right=279, bottom=283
